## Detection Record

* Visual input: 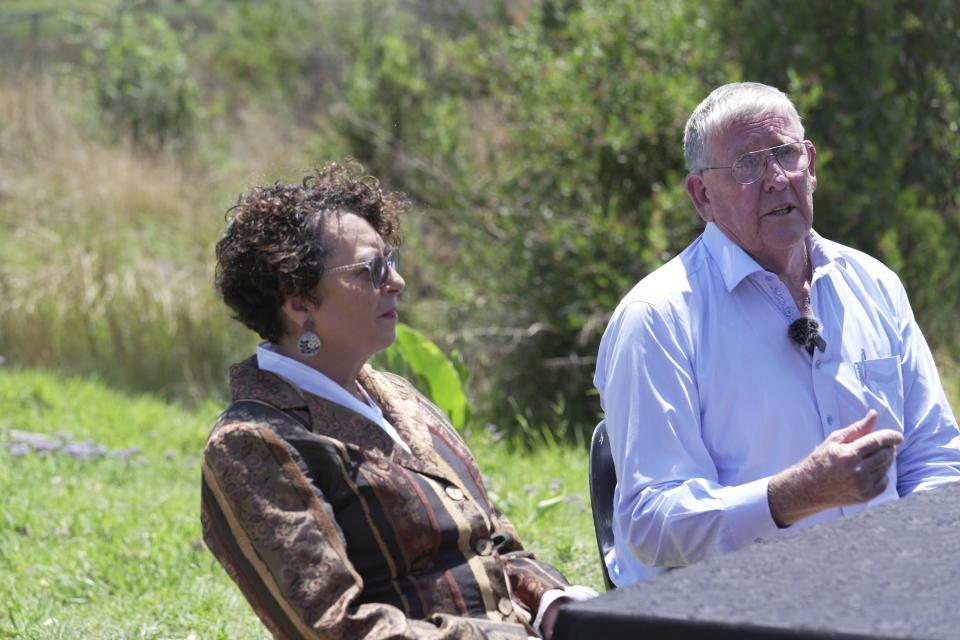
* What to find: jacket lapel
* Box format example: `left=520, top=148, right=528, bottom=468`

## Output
left=230, top=356, right=450, bottom=480
left=358, top=366, right=449, bottom=480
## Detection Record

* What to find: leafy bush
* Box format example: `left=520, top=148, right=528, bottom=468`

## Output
left=710, top=0, right=960, bottom=347
left=82, top=10, right=199, bottom=151
left=431, top=0, right=727, bottom=435
left=5, top=0, right=960, bottom=446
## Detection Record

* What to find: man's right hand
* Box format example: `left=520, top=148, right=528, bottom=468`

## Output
left=767, top=410, right=904, bottom=527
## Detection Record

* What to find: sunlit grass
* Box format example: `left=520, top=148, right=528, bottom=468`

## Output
left=0, top=368, right=265, bottom=639
left=0, top=367, right=603, bottom=639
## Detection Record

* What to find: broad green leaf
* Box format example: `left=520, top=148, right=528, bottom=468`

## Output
left=381, top=323, right=471, bottom=429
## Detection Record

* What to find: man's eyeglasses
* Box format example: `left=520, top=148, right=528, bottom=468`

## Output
left=699, top=141, right=813, bottom=185
left=324, top=248, right=398, bottom=288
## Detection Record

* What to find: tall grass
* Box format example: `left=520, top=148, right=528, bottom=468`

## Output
left=0, top=77, right=307, bottom=401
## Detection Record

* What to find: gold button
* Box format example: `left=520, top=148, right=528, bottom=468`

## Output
left=445, top=486, right=464, bottom=501
left=474, top=538, right=493, bottom=556
left=497, top=597, right=513, bottom=616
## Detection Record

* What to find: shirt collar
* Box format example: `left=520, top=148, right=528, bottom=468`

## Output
left=702, top=222, right=841, bottom=291
left=807, top=228, right=843, bottom=280
left=701, top=222, right=765, bottom=292
left=256, top=342, right=388, bottom=429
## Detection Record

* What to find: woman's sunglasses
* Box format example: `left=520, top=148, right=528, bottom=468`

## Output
left=324, top=248, right=399, bottom=288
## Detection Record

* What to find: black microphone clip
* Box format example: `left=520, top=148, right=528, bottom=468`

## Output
left=788, top=317, right=827, bottom=355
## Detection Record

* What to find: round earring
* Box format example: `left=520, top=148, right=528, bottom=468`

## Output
left=298, top=319, right=322, bottom=357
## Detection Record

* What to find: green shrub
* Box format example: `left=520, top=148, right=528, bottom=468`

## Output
left=433, top=0, right=727, bottom=436
left=711, top=0, right=960, bottom=348
left=82, top=10, right=199, bottom=151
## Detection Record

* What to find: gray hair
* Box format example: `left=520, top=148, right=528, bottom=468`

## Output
left=683, top=82, right=804, bottom=173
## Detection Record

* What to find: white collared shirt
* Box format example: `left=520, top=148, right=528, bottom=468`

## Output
left=595, top=222, right=960, bottom=585
left=256, top=343, right=411, bottom=454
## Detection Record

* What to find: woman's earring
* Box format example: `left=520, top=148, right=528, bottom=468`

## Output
left=298, top=319, right=322, bottom=357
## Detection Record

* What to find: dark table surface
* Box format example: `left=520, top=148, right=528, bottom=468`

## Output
left=556, top=480, right=960, bottom=640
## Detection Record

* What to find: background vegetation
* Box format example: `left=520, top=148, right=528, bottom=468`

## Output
left=3, top=0, right=960, bottom=635
left=4, top=0, right=960, bottom=436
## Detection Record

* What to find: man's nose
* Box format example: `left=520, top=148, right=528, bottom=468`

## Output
left=761, top=154, right=789, bottom=190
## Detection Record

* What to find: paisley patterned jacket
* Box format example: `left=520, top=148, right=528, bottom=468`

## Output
left=201, top=357, right=571, bottom=639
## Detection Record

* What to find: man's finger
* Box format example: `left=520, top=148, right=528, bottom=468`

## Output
left=836, top=410, right=878, bottom=444
left=851, top=428, right=904, bottom=458
left=858, top=444, right=897, bottom=474
left=868, top=469, right=890, bottom=498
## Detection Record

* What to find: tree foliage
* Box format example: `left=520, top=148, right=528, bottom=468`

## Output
left=711, top=0, right=960, bottom=344
left=6, top=0, right=960, bottom=442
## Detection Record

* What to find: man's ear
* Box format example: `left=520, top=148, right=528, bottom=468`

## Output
left=805, top=140, right=817, bottom=193
left=685, top=173, right=714, bottom=223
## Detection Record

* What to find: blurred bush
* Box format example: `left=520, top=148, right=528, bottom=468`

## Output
left=3, top=0, right=960, bottom=442
left=442, top=0, right=726, bottom=435
left=710, top=0, right=960, bottom=346
left=82, top=9, right=199, bottom=151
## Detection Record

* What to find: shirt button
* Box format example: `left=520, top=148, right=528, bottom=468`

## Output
left=827, top=415, right=834, bottom=426
left=815, top=360, right=822, bottom=369
left=765, top=275, right=774, bottom=282
left=474, top=538, right=494, bottom=556
left=497, top=597, right=513, bottom=615
left=445, top=486, right=464, bottom=501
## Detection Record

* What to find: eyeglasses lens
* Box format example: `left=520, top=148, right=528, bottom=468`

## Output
left=370, top=250, right=398, bottom=288
left=369, top=256, right=387, bottom=288
left=733, top=143, right=809, bottom=184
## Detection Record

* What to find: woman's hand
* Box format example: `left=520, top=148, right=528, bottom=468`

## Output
left=540, top=598, right=566, bottom=639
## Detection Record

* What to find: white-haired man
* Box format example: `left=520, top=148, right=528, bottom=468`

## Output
left=595, top=82, right=960, bottom=586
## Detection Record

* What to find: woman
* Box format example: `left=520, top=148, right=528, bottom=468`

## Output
left=201, top=163, right=593, bottom=640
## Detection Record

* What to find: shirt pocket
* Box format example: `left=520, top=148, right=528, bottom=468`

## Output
left=857, top=355, right=905, bottom=429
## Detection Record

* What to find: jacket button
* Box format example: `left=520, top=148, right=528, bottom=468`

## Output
left=474, top=538, right=493, bottom=556
left=497, top=597, right=513, bottom=615
left=445, top=486, right=464, bottom=501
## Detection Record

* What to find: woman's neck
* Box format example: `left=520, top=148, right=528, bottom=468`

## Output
left=273, top=337, right=365, bottom=399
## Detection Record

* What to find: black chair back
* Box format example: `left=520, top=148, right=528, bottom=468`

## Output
left=588, top=420, right=617, bottom=591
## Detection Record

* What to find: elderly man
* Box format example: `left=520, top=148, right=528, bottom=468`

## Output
left=594, top=82, right=960, bottom=586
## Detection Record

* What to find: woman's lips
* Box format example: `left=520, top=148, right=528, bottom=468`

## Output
left=379, top=309, right=398, bottom=319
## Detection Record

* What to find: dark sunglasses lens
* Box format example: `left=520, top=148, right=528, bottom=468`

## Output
left=371, top=256, right=387, bottom=287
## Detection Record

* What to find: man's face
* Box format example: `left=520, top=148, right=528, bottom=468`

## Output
left=685, top=110, right=817, bottom=269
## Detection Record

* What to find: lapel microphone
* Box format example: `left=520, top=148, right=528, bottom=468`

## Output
left=788, top=317, right=827, bottom=355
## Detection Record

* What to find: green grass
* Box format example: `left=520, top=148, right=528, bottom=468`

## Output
left=0, top=368, right=603, bottom=639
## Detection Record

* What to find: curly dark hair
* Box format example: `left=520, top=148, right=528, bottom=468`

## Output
left=215, top=161, right=406, bottom=343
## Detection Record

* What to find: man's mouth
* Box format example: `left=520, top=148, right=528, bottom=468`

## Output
left=767, top=206, right=793, bottom=216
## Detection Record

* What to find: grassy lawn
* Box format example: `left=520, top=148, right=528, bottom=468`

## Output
left=0, top=368, right=602, bottom=639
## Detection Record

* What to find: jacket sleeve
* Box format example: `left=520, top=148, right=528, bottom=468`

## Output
left=201, top=421, right=534, bottom=640
left=403, top=382, right=573, bottom=613
left=486, top=507, right=571, bottom=616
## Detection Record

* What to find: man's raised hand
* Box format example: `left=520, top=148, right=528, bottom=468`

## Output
left=768, top=410, right=903, bottom=527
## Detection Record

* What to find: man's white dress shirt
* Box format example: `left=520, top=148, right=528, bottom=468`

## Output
left=595, top=222, right=960, bottom=586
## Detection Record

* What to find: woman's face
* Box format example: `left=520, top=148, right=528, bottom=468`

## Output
left=307, top=212, right=404, bottom=365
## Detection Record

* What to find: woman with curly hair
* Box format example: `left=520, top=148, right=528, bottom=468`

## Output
left=201, top=162, right=594, bottom=640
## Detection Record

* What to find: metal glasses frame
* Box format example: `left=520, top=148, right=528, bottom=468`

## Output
left=698, top=141, right=814, bottom=185
left=324, top=247, right=399, bottom=288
